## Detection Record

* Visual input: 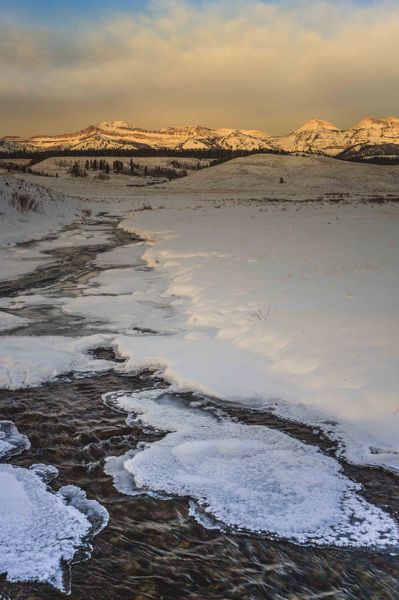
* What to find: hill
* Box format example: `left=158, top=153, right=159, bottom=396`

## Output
left=162, top=154, right=399, bottom=198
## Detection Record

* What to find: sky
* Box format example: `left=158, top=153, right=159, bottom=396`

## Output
left=0, top=0, right=398, bottom=136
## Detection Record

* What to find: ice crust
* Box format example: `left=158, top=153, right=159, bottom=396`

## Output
left=104, top=389, right=399, bottom=548
left=0, top=334, right=114, bottom=389
left=0, top=463, right=108, bottom=591
left=0, top=421, right=30, bottom=459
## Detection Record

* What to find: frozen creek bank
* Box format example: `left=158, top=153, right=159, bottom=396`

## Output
left=0, top=195, right=399, bottom=597
left=118, top=201, right=399, bottom=470
left=0, top=421, right=108, bottom=592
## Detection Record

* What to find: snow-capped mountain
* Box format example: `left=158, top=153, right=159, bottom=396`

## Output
left=1, top=117, right=399, bottom=156
left=271, top=119, right=345, bottom=156
left=272, top=117, right=399, bottom=156
left=0, top=121, right=274, bottom=153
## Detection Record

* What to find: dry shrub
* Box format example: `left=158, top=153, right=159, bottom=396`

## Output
left=10, top=192, right=41, bottom=213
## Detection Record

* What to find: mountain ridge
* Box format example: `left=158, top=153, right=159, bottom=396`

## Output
left=2, top=117, right=399, bottom=157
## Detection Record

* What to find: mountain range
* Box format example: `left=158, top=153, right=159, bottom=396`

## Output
left=2, top=117, right=399, bottom=159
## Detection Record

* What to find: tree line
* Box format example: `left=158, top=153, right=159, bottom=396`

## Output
left=68, top=159, right=189, bottom=180
left=0, top=147, right=289, bottom=161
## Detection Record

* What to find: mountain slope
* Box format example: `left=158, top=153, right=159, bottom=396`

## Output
left=0, top=122, right=275, bottom=153
left=2, top=117, right=399, bottom=156
left=272, top=119, right=345, bottom=156
left=337, top=142, right=399, bottom=164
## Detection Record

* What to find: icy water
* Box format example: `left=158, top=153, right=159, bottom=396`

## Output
left=0, top=216, right=398, bottom=599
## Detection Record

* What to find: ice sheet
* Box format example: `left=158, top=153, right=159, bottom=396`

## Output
left=104, top=389, right=399, bottom=548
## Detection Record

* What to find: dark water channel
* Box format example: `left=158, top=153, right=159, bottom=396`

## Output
left=0, top=216, right=398, bottom=600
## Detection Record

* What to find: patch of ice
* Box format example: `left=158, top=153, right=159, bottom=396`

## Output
left=0, top=463, right=108, bottom=592
left=0, top=311, right=31, bottom=333
left=62, top=294, right=178, bottom=334
left=0, top=334, right=114, bottom=389
left=104, top=449, right=144, bottom=496
left=0, top=421, right=30, bottom=460
left=83, top=267, right=164, bottom=297
left=92, top=243, right=145, bottom=268
left=104, top=389, right=399, bottom=549
left=58, top=485, right=109, bottom=537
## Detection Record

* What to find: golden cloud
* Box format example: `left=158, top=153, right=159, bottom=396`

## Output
left=1, top=0, right=399, bottom=135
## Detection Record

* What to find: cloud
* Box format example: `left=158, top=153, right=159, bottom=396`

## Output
left=1, top=0, right=399, bottom=135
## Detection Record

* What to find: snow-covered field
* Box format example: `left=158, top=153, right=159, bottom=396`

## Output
left=10, top=153, right=399, bottom=201
left=1, top=153, right=399, bottom=589
left=163, top=153, right=399, bottom=197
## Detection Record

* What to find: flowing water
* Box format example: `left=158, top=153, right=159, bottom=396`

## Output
left=0, top=215, right=398, bottom=600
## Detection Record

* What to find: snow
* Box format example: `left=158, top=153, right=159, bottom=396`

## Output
left=162, top=154, right=399, bottom=197
left=115, top=198, right=399, bottom=470
left=0, top=334, right=114, bottom=389
left=92, top=242, right=146, bottom=268
left=295, top=119, right=339, bottom=132
left=0, top=463, right=108, bottom=591
left=104, top=388, right=399, bottom=547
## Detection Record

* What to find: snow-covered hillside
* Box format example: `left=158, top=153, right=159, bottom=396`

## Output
left=163, top=153, right=399, bottom=198
left=0, top=174, right=84, bottom=280
left=2, top=116, right=399, bottom=156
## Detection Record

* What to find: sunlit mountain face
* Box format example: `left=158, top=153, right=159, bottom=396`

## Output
left=2, top=117, right=399, bottom=157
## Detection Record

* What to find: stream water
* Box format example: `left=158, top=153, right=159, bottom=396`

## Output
left=0, top=215, right=398, bottom=599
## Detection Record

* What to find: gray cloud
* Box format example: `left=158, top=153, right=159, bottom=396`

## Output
left=1, top=0, right=399, bottom=135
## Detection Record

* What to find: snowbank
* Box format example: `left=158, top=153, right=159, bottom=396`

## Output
left=117, top=201, right=399, bottom=470
left=0, top=174, right=80, bottom=246
left=0, top=174, right=82, bottom=281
